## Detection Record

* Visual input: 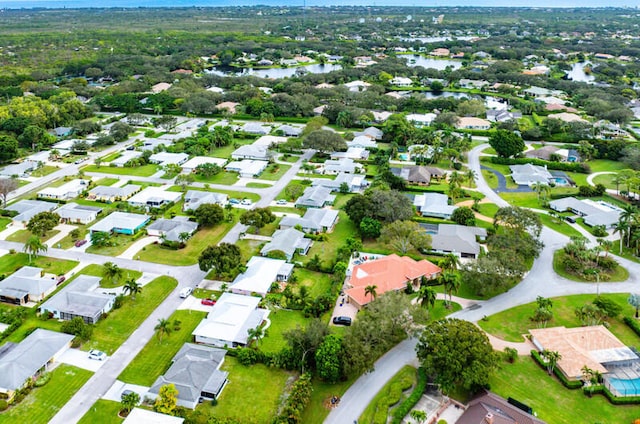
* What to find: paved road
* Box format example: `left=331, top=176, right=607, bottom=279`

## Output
left=480, top=165, right=533, bottom=193
left=325, top=142, right=640, bottom=423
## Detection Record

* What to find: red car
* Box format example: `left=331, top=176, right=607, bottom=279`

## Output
left=201, top=299, right=216, bottom=306
left=75, top=239, right=87, bottom=247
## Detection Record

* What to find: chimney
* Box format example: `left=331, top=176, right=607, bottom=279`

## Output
left=485, top=413, right=494, bottom=424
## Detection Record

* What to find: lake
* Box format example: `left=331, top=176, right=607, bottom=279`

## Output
left=565, top=62, right=596, bottom=83
left=405, top=56, right=463, bottom=70
left=205, top=63, right=342, bottom=79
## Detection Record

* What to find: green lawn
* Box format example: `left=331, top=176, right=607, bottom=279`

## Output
left=490, top=356, right=640, bottom=424
left=210, top=138, right=255, bottom=158
left=259, top=163, right=291, bottom=181
left=301, top=377, right=356, bottom=423
left=83, top=276, right=178, bottom=354
left=236, top=239, right=264, bottom=262
left=476, top=202, right=499, bottom=218
left=359, top=365, right=417, bottom=424
left=7, top=229, right=60, bottom=244
left=57, top=225, right=88, bottom=249
left=167, top=185, right=261, bottom=203
left=261, top=309, right=312, bottom=354
left=295, top=268, right=334, bottom=298
left=306, top=211, right=358, bottom=268
left=553, top=250, right=629, bottom=282
left=78, top=400, right=122, bottom=424
left=193, top=171, right=239, bottom=185
left=82, top=164, right=160, bottom=177
left=279, top=154, right=300, bottom=163
left=500, top=189, right=576, bottom=208
left=539, top=213, right=583, bottom=238
left=588, top=159, right=629, bottom=173
left=0, top=217, right=11, bottom=232
left=2, top=365, right=93, bottom=424
left=0, top=253, right=78, bottom=276
left=482, top=169, right=499, bottom=190
left=136, top=222, right=236, bottom=265
left=85, top=233, right=142, bottom=257
left=478, top=293, right=639, bottom=346
left=199, top=357, right=293, bottom=423
left=592, top=173, right=618, bottom=190
left=76, top=263, right=142, bottom=288
left=30, top=165, right=59, bottom=177
left=246, top=182, right=272, bottom=188
left=118, top=310, right=207, bottom=386
left=92, top=177, right=120, bottom=187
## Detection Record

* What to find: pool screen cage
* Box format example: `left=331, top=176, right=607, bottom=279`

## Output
left=603, top=362, right=640, bottom=397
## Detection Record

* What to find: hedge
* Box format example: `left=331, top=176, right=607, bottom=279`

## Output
left=391, top=367, right=428, bottom=424
left=624, top=316, right=640, bottom=337
left=530, top=350, right=582, bottom=389
left=490, top=156, right=591, bottom=174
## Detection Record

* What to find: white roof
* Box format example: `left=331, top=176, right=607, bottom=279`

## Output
left=111, top=150, right=142, bottom=166
left=231, top=144, right=270, bottom=160
left=225, top=160, right=268, bottom=176
left=192, top=293, right=268, bottom=345
left=90, top=212, right=150, bottom=233
left=414, top=192, right=458, bottom=217
left=181, top=156, right=227, bottom=170
left=253, top=135, right=288, bottom=146
left=38, top=179, right=86, bottom=198
left=348, top=136, right=377, bottom=148
left=230, top=257, right=288, bottom=296
left=124, top=408, right=184, bottom=424
left=406, top=113, right=437, bottom=125
left=149, top=152, right=188, bottom=165
left=128, top=187, right=182, bottom=205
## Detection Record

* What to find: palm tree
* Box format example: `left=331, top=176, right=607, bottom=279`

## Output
left=597, top=238, right=613, bottom=258
left=123, top=278, right=142, bottom=300
left=155, top=318, right=172, bottom=342
left=440, top=253, right=461, bottom=271
left=417, top=285, right=437, bottom=311
left=23, top=235, right=47, bottom=262
left=441, top=271, right=461, bottom=307
left=178, top=232, right=191, bottom=246
left=364, top=285, right=377, bottom=302
left=448, top=171, right=462, bottom=188
left=464, top=168, right=476, bottom=187
left=614, top=220, right=629, bottom=254
left=542, top=350, right=562, bottom=375
left=102, top=262, right=123, bottom=285
left=247, top=326, right=265, bottom=347
left=612, top=173, right=624, bottom=196
left=409, top=410, right=427, bottom=424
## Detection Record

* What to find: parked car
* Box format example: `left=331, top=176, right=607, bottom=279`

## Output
left=75, top=239, right=87, bottom=247
left=201, top=298, right=216, bottom=306
left=121, top=389, right=134, bottom=400
left=179, top=287, right=193, bottom=298
left=229, top=198, right=240, bottom=204
left=332, top=316, right=352, bottom=326
left=276, top=199, right=287, bottom=205
left=241, top=199, right=252, bottom=205
left=56, top=275, right=66, bottom=285
left=88, top=349, right=107, bottom=361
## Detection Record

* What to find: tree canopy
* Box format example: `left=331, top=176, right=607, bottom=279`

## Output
left=198, top=242, right=242, bottom=274
left=302, top=130, right=347, bottom=153
left=488, top=129, right=524, bottom=158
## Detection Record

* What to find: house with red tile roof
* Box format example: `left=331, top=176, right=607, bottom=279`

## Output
left=345, top=254, right=441, bottom=309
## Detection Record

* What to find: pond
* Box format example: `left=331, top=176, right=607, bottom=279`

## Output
left=205, top=63, right=342, bottom=79
left=401, top=36, right=476, bottom=43
left=424, top=91, right=472, bottom=100
left=565, top=62, right=596, bottom=83
left=405, top=56, right=463, bottom=70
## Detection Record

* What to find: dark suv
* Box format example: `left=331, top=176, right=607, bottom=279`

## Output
left=332, top=316, right=352, bottom=326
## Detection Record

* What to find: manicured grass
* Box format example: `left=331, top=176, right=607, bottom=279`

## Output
left=210, top=138, right=255, bottom=158
left=279, top=154, right=300, bottom=163
left=0, top=253, right=78, bottom=276
left=57, top=225, right=88, bottom=249
left=7, top=229, right=60, bottom=244
left=592, top=173, right=618, bottom=190
left=296, top=268, right=334, bottom=298
left=82, top=164, right=160, bottom=177
left=84, top=276, right=178, bottom=354
left=167, top=185, right=261, bottom=203
left=193, top=171, right=239, bottom=185
left=270, top=206, right=301, bottom=215
left=77, top=399, right=122, bottom=424
left=426, top=300, right=462, bottom=322
left=119, top=309, right=207, bottom=386
left=539, top=213, right=583, bottom=238
left=199, top=357, right=293, bottom=423
left=259, top=163, right=291, bottom=181
left=192, top=288, right=222, bottom=299
left=236, top=239, right=264, bottom=262
left=92, top=177, right=120, bottom=187
left=490, top=356, right=640, bottom=424
left=306, top=211, right=358, bottom=268
left=476, top=202, right=499, bottom=218
left=2, top=364, right=93, bottom=424
left=432, top=281, right=492, bottom=301
left=246, top=182, right=272, bottom=188
left=588, top=159, right=629, bottom=173
left=482, top=146, right=497, bottom=155
left=359, top=365, right=417, bottom=424
left=0, top=217, right=11, bottom=232
left=478, top=293, right=639, bottom=346
left=76, top=263, right=142, bottom=288
left=301, top=376, right=356, bottom=423
left=297, top=172, right=335, bottom=179
left=85, top=233, right=141, bottom=257
left=500, top=188, right=576, bottom=208
left=136, top=222, right=236, bottom=265
left=30, top=165, right=59, bottom=177
left=482, top=169, right=499, bottom=190
left=261, top=309, right=312, bottom=354
left=553, top=250, right=629, bottom=282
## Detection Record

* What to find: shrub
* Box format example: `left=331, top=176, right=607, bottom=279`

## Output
left=236, top=348, right=261, bottom=366
left=0, top=400, right=7, bottom=411
left=503, top=347, right=518, bottom=363
left=531, top=350, right=582, bottom=389
left=391, top=368, right=428, bottom=424
left=35, top=372, right=51, bottom=387
left=273, top=373, right=313, bottom=424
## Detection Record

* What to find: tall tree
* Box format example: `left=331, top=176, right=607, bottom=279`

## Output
left=628, top=293, right=640, bottom=318
left=302, top=130, right=347, bottom=153
left=380, top=220, right=431, bottom=254
left=488, top=129, right=525, bottom=158
left=193, top=203, right=224, bottom=227
left=155, top=318, right=172, bottom=342
left=417, top=285, right=437, bottom=311
left=0, top=178, right=18, bottom=207
left=23, top=235, right=47, bottom=262
left=315, top=334, right=344, bottom=383
left=198, top=243, right=242, bottom=274
left=364, top=285, right=378, bottom=302
left=123, top=278, right=142, bottom=300
left=541, top=350, right=562, bottom=375
left=102, top=262, right=123, bottom=285
left=441, top=271, right=461, bottom=306
left=26, top=211, right=60, bottom=237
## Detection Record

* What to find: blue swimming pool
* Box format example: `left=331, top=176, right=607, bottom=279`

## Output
left=398, top=153, right=409, bottom=161
left=608, top=377, right=640, bottom=396
left=552, top=177, right=569, bottom=185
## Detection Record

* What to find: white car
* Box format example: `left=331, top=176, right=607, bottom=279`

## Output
left=179, top=287, right=193, bottom=298
left=88, top=349, right=107, bottom=361
left=276, top=199, right=287, bottom=205
left=241, top=199, right=252, bottom=206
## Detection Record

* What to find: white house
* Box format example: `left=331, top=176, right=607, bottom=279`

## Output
left=413, top=192, right=458, bottom=219
left=225, top=160, right=268, bottom=178
left=406, top=113, right=437, bottom=128
left=183, top=190, right=228, bottom=211
left=146, top=217, right=198, bottom=242
left=230, top=256, right=293, bottom=297
left=39, top=275, right=114, bottom=324
left=181, top=156, right=227, bottom=174
left=149, top=152, right=189, bottom=167
left=55, top=203, right=102, bottom=224
left=509, top=164, right=553, bottom=186
left=0, top=266, right=58, bottom=305
left=455, top=117, right=491, bottom=130
left=230, top=144, right=271, bottom=161
left=128, top=187, right=182, bottom=208
left=111, top=150, right=142, bottom=167
left=390, top=76, right=413, bottom=87
left=38, top=179, right=88, bottom=201
left=6, top=200, right=58, bottom=224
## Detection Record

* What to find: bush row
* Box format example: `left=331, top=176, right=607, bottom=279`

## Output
left=273, top=373, right=313, bottom=424
left=624, top=316, right=640, bottom=337
left=530, top=350, right=582, bottom=389
left=490, top=156, right=591, bottom=174
left=391, top=367, right=428, bottom=424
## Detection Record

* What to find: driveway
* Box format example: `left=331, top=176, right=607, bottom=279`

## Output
left=57, top=348, right=108, bottom=372
left=177, top=295, right=214, bottom=312
left=102, top=380, right=149, bottom=403
left=117, top=236, right=160, bottom=260
left=480, top=165, right=532, bottom=193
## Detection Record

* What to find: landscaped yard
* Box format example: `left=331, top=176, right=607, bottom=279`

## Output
left=210, top=137, right=255, bottom=158
left=76, top=263, right=142, bottom=288
left=2, top=364, right=93, bottom=424
left=478, top=293, right=640, bottom=346
left=538, top=213, right=583, bottom=238
left=167, top=185, right=261, bottom=203
left=295, top=268, right=334, bottom=298
left=359, top=365, right=417, bottom=424
left=0, top=217, right=11, bottom=232
left=475, top=202, right=499, bottom=218
left=490, top=356, right=640, bottom=424
left=30, top=165, right=59, bottom=177
left=301, top=376, right=356, bottom=423
left=193, top=171, right=239, bottom=185
left=260, top=309, right=312, bottom=354
left=0, top=253, right=78, bottom=276
left=85, top=233, right=142, bottom=257
left=136, top=222, right=236, bottom=265
left=592, top=173, right=618, bottom=190
left=198, top=357, right=293, bottom=423
left=553, top=250, right=629, bottom=282
left=83, top=276, right=178, bottom=354
left=246, top=182, right=272, bottom=188
left=82, top=164, right=160, bottom=177
left=500, top=188, right=576, bottom=208
left=7, top=229, right=60, bottom=244
left=77, top=399, right=121, bottom=424
left=305, top=211, right=358, bottom=267
left=259, top=163, right=291, bottom=181
left=118, top=310, right=207, bottom=386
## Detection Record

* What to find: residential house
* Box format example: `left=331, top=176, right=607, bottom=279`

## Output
left=38, top=179, right=88, bottom=201
left=413, top=192, right=457, bottom=219
left=347, top=136, right=377, bottom=149
left=55, top=203, right=102, bottom=224
left=509, top=164, right=553, bottom=186
left=311, top=172, right=368, bottom=193
left=151, top=82, right=172, bottom=93
left=148, top=344, right=228, bottom=409
left=0, top=160, right=40, bottom=178
left=458, top=79, right=489, bottom=90
left=354, top=127, right=384, bottom=140
left=427, top=224, right=487, bottom=258
left=128, top=187, right=182, bottom=208
left=50, top=127, right=72, bottom=138
left=181, top=156, right=227, bottom=174
left=124, top=409, right=184, bottom=424
left=241, top=122, right=270, bottom=135
left=89, top=211, right=150, bottom=235
left=344, top=80, right=371, bottom=92
left=231, top=144, right=272, bottom=161
left=225, top=160, right=268, bottom=178
left=39, top=275, right=114, bottom=324
left=183, top=190, right=228, bottom=212
left=147, top=217, right=198, bottom=242
left=535, top=96, right=568, bottom=105
left=260, top=228, right=312, bottom=261
left=430, top=48, right=450, bottom=57
left=149, top=152, right=189, bottom=167
left=215, top=102, right=239, bottom=114
left=523, top=86, right=565, bottom=98
left=330, top=147, right=370, bottom=161
left=391, top=166, right=445, bottom=186
left=458, top=390, right=546, bottom=424
left=486, top=110, right=522, bottom=123
left=230, top=257, right=293, bottom=297
left=276, top=125, right=302, bottom=137
left=313, top=105, right=327, bottom=115
left=525, top=146, right=561, bottom=161
left=323, top=158, right=360, bottom=175
left=253, top=135, right=288, bottom=147
left=345, top=254, right=441, bottom=309
left=86, top=184, right=141, bottom=202
left=111, top=150, right=142, bottom=167
left=295, top=186, right=336, bottom=208
left=390, top=76, right=412, bottom=87
left=406, top=113, right=437, bottom=127
left=549, top=197, right=621, bottom=228
left=548, top=112, right=588, bottom=124
left=595, top=121, right=628, bottom=139
left=6, top=200, right=58, bottom=224
left=0, top=266, right=57, bottom=305
left=455, top=117, right=491, bottom=130
left=0, top=329, right=73, bottom=400
left=279, top=208, right=339, bottom=233
left=192, top=293, right=269, bottom=348
left=371, top=111, right=393, bottom=123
